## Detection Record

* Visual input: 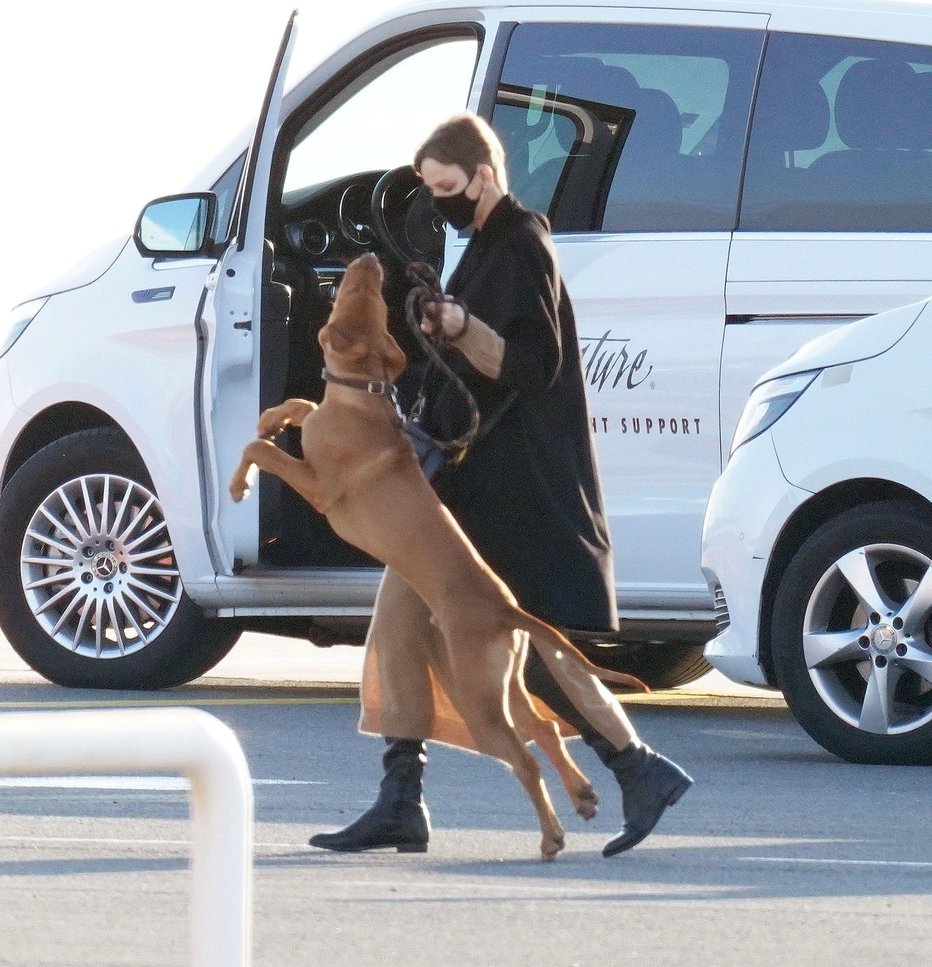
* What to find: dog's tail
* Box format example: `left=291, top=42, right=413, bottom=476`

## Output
left=513, top=609, right=649, bottom=748
left=514, top=609, right=649, bottom=694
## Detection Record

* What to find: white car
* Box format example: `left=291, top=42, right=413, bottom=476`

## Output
left=701, top=297, right=932, bottom=764
left=1, top=0, right=930, bottom=692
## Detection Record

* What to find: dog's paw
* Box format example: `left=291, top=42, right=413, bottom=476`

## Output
left=229, top=462, right=258, bottom=502
left=229, top=481, right=249, bottom=502
left=573, top=783, right=599, bottom=821
left=540, top=829, right=566, bottom=861
left=257, top=418, right=286, bottom=440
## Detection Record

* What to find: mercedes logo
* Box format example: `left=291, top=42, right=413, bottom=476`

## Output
left=92, top=552, right=118, bottom=580
left=870, top=625, right=898, bottom=654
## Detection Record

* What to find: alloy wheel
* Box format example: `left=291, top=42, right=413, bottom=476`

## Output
left=802, top=542, right=932, bottom=735
left=20, top=473, right=182, bottom=659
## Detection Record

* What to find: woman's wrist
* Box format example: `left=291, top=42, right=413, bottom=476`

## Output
left=447, top=305, right=471, bottom=343
left=450, top=313, right=505, bottom=379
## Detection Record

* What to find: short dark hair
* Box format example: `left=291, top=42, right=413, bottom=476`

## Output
left=413, top=113, right=508, bottom=189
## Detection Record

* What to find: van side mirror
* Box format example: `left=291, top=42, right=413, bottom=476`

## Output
left=133, top=192, right=219, bottom=258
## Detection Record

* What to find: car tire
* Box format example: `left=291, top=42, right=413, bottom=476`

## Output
left=588, top=642, right=711, bottom=689
left=771, top=500, right=932, bottom=764
left=0, top=428, right=241, bottom=689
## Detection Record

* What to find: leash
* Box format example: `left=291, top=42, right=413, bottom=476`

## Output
left=404, top=262, right=504, bottom=458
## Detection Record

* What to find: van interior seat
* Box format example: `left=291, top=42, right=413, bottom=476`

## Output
left=737, top=71, right=832, bottom=228
left=773, top=73, right=832, bottom=160
left=604, top=84, right=688, bottom=230
left=810, top=59, right=925, bottom=183
left=626, top=86, right=683, bottom=157
left=802, top=58, right=932, bottom=230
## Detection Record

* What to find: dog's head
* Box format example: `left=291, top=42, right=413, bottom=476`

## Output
left=318, top=253, right=406, bottom=383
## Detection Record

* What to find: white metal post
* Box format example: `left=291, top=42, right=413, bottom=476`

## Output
left=0, top=707, right=253, bottom=967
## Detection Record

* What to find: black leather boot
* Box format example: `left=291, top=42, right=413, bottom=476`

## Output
left=589, top=738, right=693, bottom=857
left=308, top=738, right=430, bottom=853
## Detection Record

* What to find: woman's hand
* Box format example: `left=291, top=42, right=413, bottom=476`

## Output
left=422, top=296, right=470, bottom=342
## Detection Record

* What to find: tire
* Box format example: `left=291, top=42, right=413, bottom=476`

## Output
left=0, top=428, right=241, bottom=689
left=771, top=501, right=932, bottom=765
left=586, top=642, right=712, bottom=689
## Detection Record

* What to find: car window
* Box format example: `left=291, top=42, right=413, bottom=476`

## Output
left=740, top=33, right=932, bottom=232
left=491, top=23, right=764, bottom=232
left=283, top=38, right=479, bottom=191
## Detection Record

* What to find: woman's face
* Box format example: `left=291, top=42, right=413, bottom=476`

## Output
left=418, top=158, right=479, bottom=200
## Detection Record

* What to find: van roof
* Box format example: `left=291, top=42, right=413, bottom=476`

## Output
left=373, top=0, right=932, bottom=52
left=387, top=0, right=931, bottom=16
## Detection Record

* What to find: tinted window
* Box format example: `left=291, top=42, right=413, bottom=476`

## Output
left=740, top=33, right=932, bottom=232
left=492, top=23, right=764, bottom=232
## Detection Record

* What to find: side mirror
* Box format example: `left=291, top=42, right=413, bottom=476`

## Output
left=133, top=192, right=218, bottom=258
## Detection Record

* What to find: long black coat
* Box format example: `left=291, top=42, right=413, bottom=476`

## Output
left=422, top=195, right=618, bottom=632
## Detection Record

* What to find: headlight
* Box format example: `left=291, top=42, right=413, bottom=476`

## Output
left=1, top=298, right=48, bottom=358
left=730, top=370, right=819, bottom=456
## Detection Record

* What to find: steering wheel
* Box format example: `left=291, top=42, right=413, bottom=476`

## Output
left=370, top=165, right=445, bottom=270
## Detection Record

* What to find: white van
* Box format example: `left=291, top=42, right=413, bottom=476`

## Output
left=1, top=0, right=930, bottom=690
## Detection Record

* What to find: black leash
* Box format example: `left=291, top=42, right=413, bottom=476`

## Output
left=403, top=262, right=483, bottom=456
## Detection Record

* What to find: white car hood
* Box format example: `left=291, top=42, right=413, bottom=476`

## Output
left=19, top=235, right=130, bottom=304
left=762, top=297, right=931, bottom=382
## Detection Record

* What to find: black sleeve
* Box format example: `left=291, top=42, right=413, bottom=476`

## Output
left=497, top=228, right=563, bottom=397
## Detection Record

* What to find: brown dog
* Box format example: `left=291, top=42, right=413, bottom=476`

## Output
left=230, top=252, right=646, bottom=860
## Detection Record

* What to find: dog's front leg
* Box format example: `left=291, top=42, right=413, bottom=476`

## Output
left=229, top=439, right=270, bottom=502
left=229, top=437, right=323, bottom=507
left=256, top=398, right=318, bottom=440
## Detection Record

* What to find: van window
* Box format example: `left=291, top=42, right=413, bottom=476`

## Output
left=492, top=23, right=764, bottom=232
left=740, top=33, right=932, bottom=232
left=284, top=38, right=479, bottom=191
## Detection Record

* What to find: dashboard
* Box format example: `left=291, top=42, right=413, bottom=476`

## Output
left=277, top=167, right=443, bottom=304
left=278, top=171, right=386, bottom=299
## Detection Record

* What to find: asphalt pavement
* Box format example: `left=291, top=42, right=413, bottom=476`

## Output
left=1, top=633, right=930, bottom=967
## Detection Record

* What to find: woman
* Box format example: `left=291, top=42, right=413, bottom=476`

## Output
left=310, top=113, right=692, bottom=858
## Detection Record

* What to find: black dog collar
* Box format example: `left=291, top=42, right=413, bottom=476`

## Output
left=321, top=367, right=396, bottom=398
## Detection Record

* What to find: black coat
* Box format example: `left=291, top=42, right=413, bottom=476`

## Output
left=422, top=195, right=618, bottom=632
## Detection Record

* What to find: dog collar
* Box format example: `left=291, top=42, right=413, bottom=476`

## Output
left=321, top=367, right=397, bottom=398
left=321, top=367, right=404, bottom=426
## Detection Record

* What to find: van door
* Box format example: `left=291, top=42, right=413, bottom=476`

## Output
left=197, top=13, right=298, bottom=573
left=484, top=12, right=766, bottom=624
left=723, top=30, right=932, bottom=457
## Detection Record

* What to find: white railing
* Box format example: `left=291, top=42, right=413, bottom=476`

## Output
left=0, top=707, right=254, bottom=967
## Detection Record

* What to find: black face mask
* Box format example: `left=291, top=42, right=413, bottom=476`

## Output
left=431, top=189, right=478, bottom=230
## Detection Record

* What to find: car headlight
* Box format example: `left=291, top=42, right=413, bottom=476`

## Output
left=2, top=298, right=48, bottom=358
left=730, top=370, right=820, bottom=456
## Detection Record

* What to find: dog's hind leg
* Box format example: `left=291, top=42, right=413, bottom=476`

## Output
left=508, top=672, right=598, bottom=821
left=446, top=632, right=566, bottom=861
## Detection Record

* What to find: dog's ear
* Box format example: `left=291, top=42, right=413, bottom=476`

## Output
left=318, top=324, right=368, bottom=361
left=379, top=331, right=407, bottom=382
